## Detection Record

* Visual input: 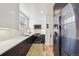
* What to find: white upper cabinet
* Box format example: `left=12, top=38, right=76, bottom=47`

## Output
left=0, top=3, right=19, bottom=29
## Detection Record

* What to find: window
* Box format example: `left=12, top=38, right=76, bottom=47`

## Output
left=19, top=11, right=29, bottom=31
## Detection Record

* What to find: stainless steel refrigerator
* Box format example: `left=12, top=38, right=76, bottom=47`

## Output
left=60, top=3, right=79, bottom=56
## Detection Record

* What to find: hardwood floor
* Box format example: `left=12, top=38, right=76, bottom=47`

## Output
left=26, top=43, right=54, bottom=56
left=27, top=44, right=44, bottom=56
left=42, top=44, right=54, bottom=56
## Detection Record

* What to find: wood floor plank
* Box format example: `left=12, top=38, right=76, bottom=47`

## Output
left=26, top=43, right=54, bottom=56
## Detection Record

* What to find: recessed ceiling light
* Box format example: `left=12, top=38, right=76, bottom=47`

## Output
left=40, top=10, right=44, bottom=14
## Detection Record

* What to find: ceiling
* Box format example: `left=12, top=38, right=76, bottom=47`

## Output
left=20, top=3, right=54, bottom=17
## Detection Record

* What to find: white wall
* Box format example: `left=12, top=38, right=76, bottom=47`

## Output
left=0, top=3, right=19, bottom=29
left=53, top=14, right=59, bottom=25
left=45, top=4, right=53, bottom=45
